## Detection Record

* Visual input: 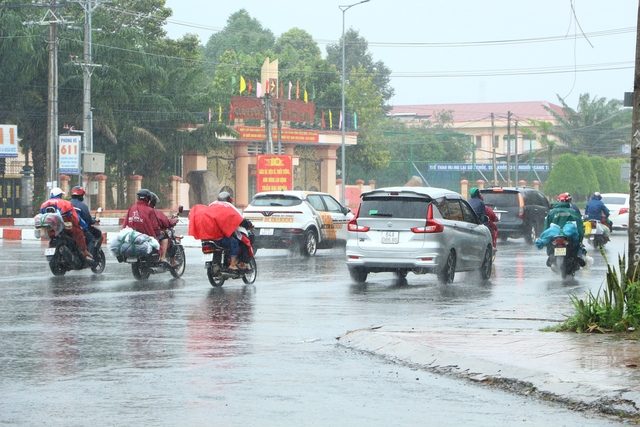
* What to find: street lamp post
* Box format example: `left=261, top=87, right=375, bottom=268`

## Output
left=340, top=0, right=369, bottom=205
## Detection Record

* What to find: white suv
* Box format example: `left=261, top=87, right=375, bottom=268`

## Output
left=242, top=191, right=353, bottom=256
left=346, top=187, right=493, bottom=284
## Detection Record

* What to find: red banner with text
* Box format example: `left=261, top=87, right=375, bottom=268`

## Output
left=256, top=155, right=293, bottom=193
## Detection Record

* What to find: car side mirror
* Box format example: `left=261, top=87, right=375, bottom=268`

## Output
left=342, top=206, right=351, bottom=215
left=96, top=207, right=104, bottom=213
left=178, top=205, right=184, bottom=214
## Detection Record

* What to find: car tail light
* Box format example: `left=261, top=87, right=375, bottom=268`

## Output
left=517, top=193, right=525, bottom=218
left=411, top=219, right=444, bottom=233
left=348, top=217, right=369, bottom=232
left=412, top=204, right=444, bottom=233
left=619, top=207, right=628, bottom=215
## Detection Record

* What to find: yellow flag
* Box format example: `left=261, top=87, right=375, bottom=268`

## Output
left=304, top=89, right=308, bottom=103
left=218, top=105, right=222, bottom=122
left=329, top=110, right=333, bottom=129
left=240, top=76, right=246, bottom=94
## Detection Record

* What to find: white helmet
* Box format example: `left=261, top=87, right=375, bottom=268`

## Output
left=50, top=187, right=65, bottom=198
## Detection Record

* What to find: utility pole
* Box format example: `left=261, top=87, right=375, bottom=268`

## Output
left=277, top=102, right=283, bottom=154
left=78, top=0, right=100, bottom=154
left=491, top=113, right=497, bottom=185
left=514, top=120, right=519, bottom=185
left=506, top=111, right=511, bottom=185
left=46, top=0, right=60, bottom=191
left=628, top=2, right=640, bottom=273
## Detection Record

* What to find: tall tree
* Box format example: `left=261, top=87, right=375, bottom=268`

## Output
left=544, top=94, right=631, bottom=157
left=203, top=9, right=275, bottom=76
left=326, top=28, right=394, bottom=109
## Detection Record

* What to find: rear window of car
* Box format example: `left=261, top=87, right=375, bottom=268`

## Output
left=359, top=197, right=430, bottom=219
left=481, top=192, right=519, bottom=207
left=601, top=196, right=627, bottom=205
left=251, top=195, right=303, bottom=207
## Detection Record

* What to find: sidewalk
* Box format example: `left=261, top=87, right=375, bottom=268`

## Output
left=338, top=325, right=640, bottom=419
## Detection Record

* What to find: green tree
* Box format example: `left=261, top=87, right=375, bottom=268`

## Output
left=575, top=155, right=599, bottom=202
left=275, top=28, right=322, bottom=65
left=589, top=156, right=613, bottom=193
left=544, top=93, right=631, bottom=157
left=203, top=9, right=275, bottom=75
left=544, top=154, right=586, bottom=198
left=606, top=158, right=630, bottom=193
left=326, top=28, right=394, bottom=109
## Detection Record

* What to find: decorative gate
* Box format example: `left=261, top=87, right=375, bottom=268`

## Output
left=293, top=146, right=321, bottom=191
left=0, top=177, right=21, bottom=218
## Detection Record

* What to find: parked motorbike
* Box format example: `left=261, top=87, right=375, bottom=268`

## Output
left=35, top=208, right=106, bottom=276
left=201, top=230, right=257, bottom=287
left=123, top=207, right=186, bottom=280
left=583, top=217, right=610, bottom=249
left=547, top=235, right=582, bottom=279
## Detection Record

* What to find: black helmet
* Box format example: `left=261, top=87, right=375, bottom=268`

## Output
left=150, top=192, right=159, bottom=207
left=137, top=189, right=153, bottom=202
left=71, top=186, right=85, bottom=200
left=218, top=191, right=233, bottom=203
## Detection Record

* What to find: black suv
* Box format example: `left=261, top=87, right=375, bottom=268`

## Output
left=479, top=187, right=550, bottom=244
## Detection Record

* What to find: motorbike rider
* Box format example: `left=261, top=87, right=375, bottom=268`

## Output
left=585, top=192, right=612, bottom=230
left=123, top=189, right=173, bottom=265
left=208, top=191, right=253, bottom=271
left=468, top=187, right=489, bottom=223
left=70, top=186, right=101, bottom=253
left=484, top=205, right=500, bottom=250
left=40, top=187, right=94, bottom=263
left=149, top=192, right=180, bottom=267
left=543, top=193, right=586, bottom=266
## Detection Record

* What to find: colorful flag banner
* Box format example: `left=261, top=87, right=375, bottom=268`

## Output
left=257, top=82, right=262, bottom=98
left=208, top=108, right=212, bottom=122
left=304, top=89, right=308, bottom=103
left=248, top=78, right=252, bottom=96
left=321, top=110, right=326, bottom=129
left=339, top=110, right=343, bottom=130
left=239, top=76, right=246, bottom=94
left=288, top=81, right=292, bottom=100
left=296, top=81, right=300, bottom=100
left=329, top=110, right=333, bottom=129
left=231, top=76, right=236, bottom=94
left=218, top=105, right=222, bottom=122
left=353, top=112, right=357, bottom=130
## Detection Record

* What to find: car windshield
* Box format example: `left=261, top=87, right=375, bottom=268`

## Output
left=359, top=197, right=430, bottom=219
left=601, top=196, right=626, bottom=205
left=251, top=195, right=303, bottom=207
left=481, top=192, right=519, bottom=207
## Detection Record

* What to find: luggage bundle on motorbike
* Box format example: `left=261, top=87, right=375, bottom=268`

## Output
left=34, top=210, right=106, bottom=276
left=34, top=211, right=65, bottom=238
left=110, top=228, right=160, bottom=262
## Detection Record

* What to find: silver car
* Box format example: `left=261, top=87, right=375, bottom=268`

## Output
left=346, top=187, right=493, bottom=284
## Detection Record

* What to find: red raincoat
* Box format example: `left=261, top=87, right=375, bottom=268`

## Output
left=188, top=203, right=243, bottom=240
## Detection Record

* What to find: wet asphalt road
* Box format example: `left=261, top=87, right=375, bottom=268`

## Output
left=0, top=233, right=629, bottom=426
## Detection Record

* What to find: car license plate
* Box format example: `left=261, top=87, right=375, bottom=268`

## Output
left=381, top=231, right=399, bottom=244
left=554, top=247, right=566, bottom=256
left=126, top=257, right=138, bottom=263
left=202, top=253, right=213, bottom=263
left=44, top=247, right=56, bottom=256
left=260, top=228, right=274, bottom=236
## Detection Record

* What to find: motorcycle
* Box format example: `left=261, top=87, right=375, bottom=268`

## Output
left=120, top=207, right=186, bottom=280
left=583, top=216, right=610, bottom=249
left=201, top=230, right=257, bottom=287
left=35, top=208, right=106, bottom=276
left=548, top=235, right=582, bottom=279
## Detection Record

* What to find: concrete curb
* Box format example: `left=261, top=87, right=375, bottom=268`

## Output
left=0, top=218, right=201, bottom=248
left=338, top=327, right=640, bottom=419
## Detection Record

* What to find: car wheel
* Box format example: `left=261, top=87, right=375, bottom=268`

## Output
left=169, top=246, right=186, bottom=278
left=479, top=246, right=492, bottom=280
left=438, top=250, right=456, bottom=284
left=300, top=230, right=317, bottom=257
left=524, top=222, right=536, bottom=244
left=349, top=266, right=368, bottom=283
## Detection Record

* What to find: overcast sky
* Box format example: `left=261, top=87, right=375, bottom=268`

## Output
left=163, top=0, right=637, bottom=108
